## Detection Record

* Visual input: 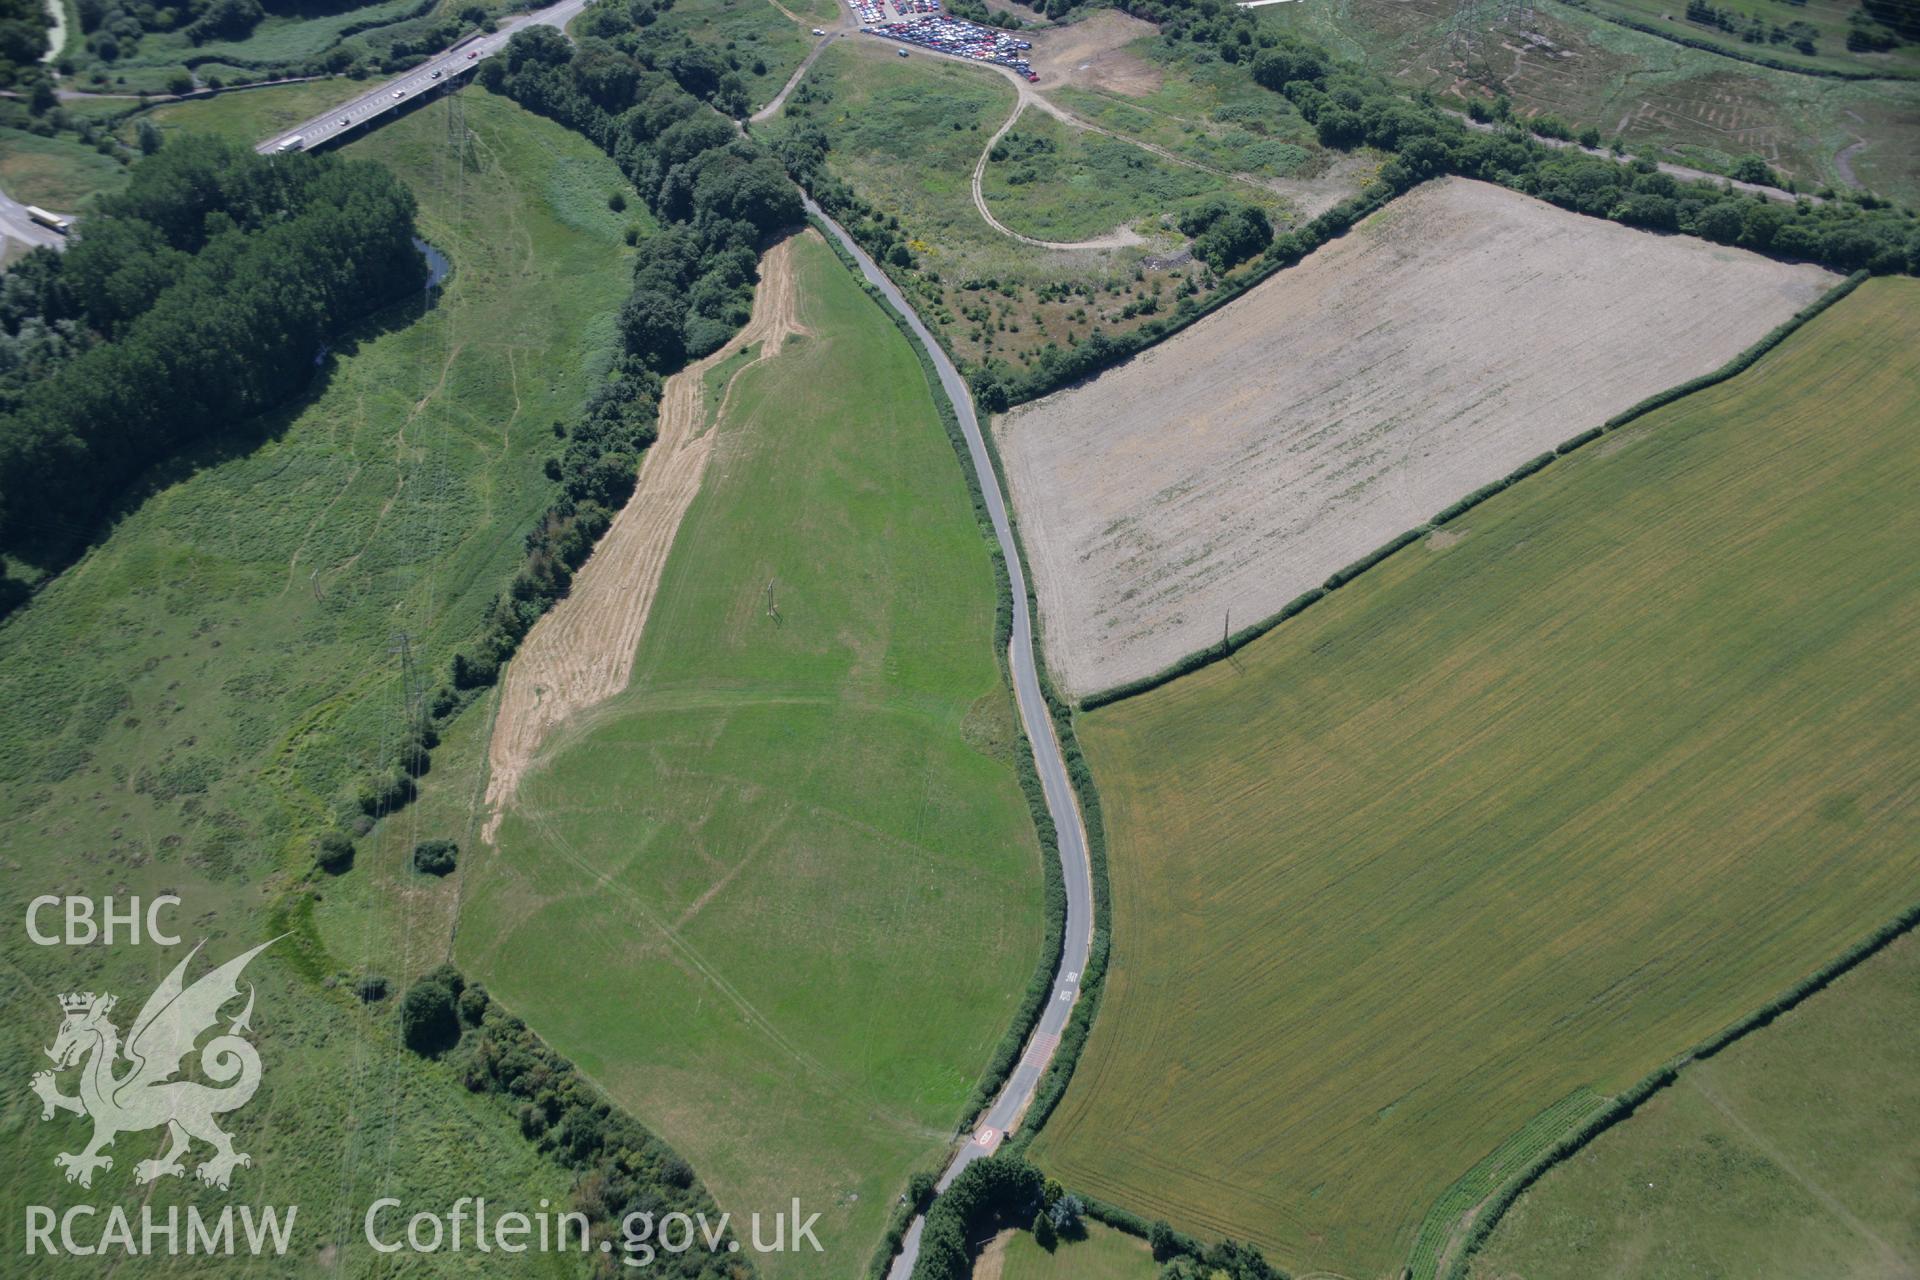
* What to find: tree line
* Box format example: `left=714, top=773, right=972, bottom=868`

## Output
left=0, top=134, right=424, bottom=598
left=1240, top=33, right=1918, bottom=275
left=392, top=963, right=753, bottom=1278
left=432, top=24, right=799, bottom=700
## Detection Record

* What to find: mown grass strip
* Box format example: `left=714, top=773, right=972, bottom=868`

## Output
left=1408, top=1088, right=1608, bottom=1280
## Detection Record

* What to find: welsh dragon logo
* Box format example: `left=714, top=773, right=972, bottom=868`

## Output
left=31, top=938, right=275, bottom=1191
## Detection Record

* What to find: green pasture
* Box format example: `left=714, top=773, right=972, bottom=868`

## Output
left=980, top=109, right=1276, bottom=242
left=455, top=229, right=1046, bottom=1279
left=0, top=88, right=634, bottom=1272
left=1032, top=278, right=1920, bottom=1278
left=1474, top=932, right=1920, bottom=1278
left=990, top=1222, right=1160, bottom=1280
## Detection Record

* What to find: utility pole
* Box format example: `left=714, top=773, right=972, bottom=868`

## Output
left=389, top=631, right=421, bottom=722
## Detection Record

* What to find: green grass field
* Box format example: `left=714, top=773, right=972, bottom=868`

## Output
left=133, top=80, right=371, bottom=148
left=1472, top=932, right=1920, bottom=1279
left=454, top=229, right=1046, bottom=1278
left=1257, top=0, right=1920, bottom=203
left=980, top=109, right=1280, bottom=242
left=987, top=1223, right=1160, bottom=1280
left=0, top=125, right=129, bottom=210
left=1030, top=278, right=1920, bottom=1278
left=0, top=88, right=635, bottom=1271
left=777, top=41, right=1272, bottom=372
left=1040, top=27, right=1345, bottom=186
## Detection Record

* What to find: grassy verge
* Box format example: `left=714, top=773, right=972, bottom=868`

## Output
left=130, top=78, right=372, bottom=148
left=0, top=124, right=128, bottom=209
left=1028, top=276, right=1920, bottom=1277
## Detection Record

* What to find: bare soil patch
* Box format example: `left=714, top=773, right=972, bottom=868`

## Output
left=480, top=235, right=806, bottom=836
left=994, top=178, right=1836, bottom=696
left=1028, top=11, right=1162, bottom=96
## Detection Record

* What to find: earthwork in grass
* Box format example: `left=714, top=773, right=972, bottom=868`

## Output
left=456, top=230, right=1045, bottom=1278
left=1029, top=277, right=1920, bottom=1278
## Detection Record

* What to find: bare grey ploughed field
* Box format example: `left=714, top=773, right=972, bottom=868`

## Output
left=994, top=177, right=1838, bottom=696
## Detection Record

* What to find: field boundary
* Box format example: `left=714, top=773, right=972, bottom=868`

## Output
left=1442, top=899, right=1920, bottom=1279
left=1408, top=1088, right=1608, bottom=1279
left=1076, top=267, right=1870, bottom=712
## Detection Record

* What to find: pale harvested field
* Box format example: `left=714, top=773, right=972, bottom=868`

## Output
left=994, top=178, right=1837, bottom=695
left=481, top=235, right=804, bottom=836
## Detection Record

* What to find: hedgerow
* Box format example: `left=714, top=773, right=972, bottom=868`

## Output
left=1442, top=899, right=1920, bottom=1278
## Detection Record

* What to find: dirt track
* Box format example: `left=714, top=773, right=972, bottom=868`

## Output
left=480, top=236, right=805, bottom=838
left=995, top=178, right=1839, bottom=696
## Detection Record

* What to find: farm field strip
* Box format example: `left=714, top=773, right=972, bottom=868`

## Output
left=456, top=230, right=1046, bottom=1279
left=994, top=176, right=1836, bottom=696
left=1030, top=277, right=1920, bottom=1278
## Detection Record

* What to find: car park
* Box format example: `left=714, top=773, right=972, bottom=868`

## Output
left=871, top=15, right=1037, bottom=75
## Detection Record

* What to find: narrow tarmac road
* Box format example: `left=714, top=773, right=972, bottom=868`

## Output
left=807, top=197, right=1096, bottom=1280
left=0, top=186, right=67, bottom=255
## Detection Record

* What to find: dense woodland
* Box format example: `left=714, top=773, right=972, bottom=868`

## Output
left=0, top=136, right=423, bottom=599
left=0, top=0, right=48, bottom=86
